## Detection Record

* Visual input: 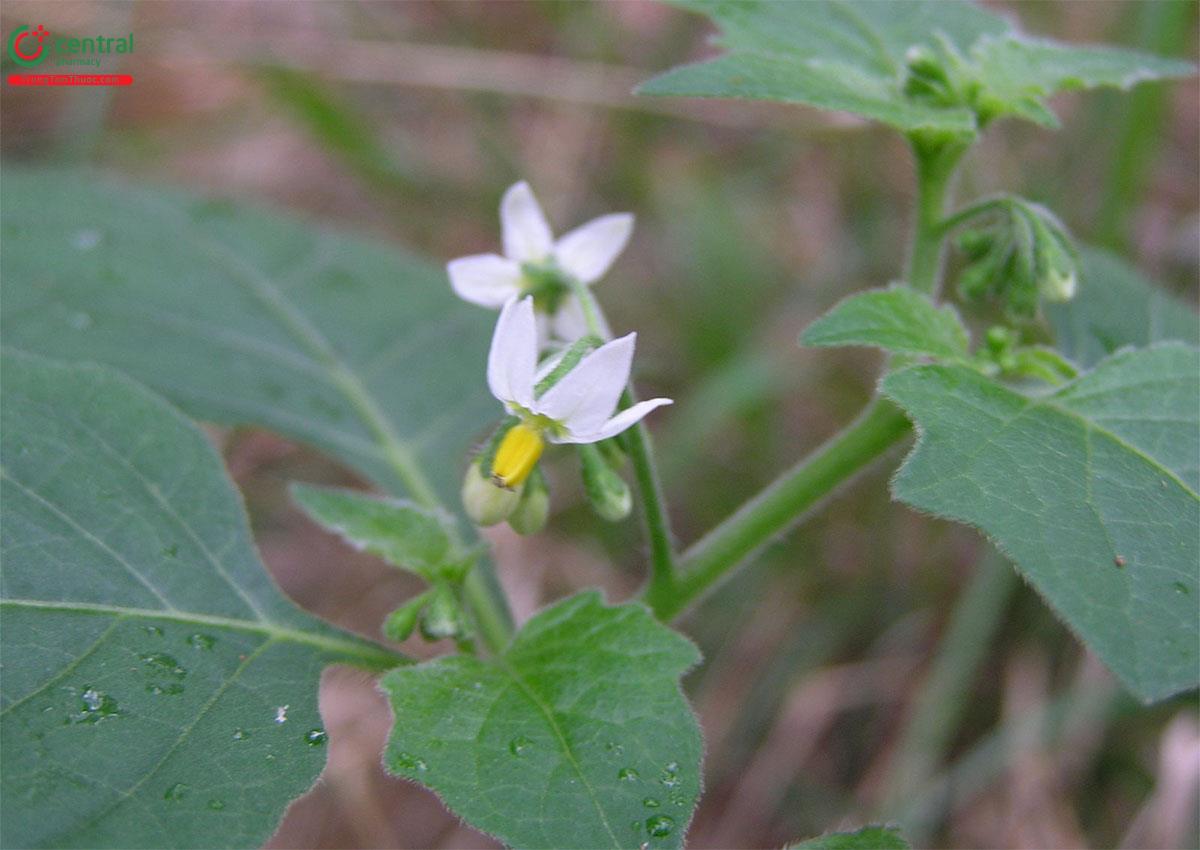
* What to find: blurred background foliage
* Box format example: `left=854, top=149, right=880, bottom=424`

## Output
left=2, top=2, right=1197, bottom=848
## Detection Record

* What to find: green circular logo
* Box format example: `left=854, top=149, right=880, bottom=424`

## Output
left=8, top=25, right=49, bottom=67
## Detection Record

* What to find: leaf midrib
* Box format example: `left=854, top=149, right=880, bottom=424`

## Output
left=0, top=598, right=402, bottom=671
left=494, top=655, right=622, bottom=849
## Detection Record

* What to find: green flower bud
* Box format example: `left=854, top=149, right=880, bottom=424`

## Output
left=419, top=584, right=463, bottom=642
left=462, top=459, right=521, bottom=526
left=382, top=592, right=428, bottom=642
left=508, top=467, right=550, bottom=536
left=579, top=443, right=632, bottom=522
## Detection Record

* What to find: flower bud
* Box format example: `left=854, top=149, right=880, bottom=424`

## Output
left=579, top=443, right=632, bottom=522
left=382, top=592, right=428, bottom=642
left=462, top=459, right=521, bottom=526
left=508, top=467, right=550, bottom=536
left=419, top=584, right=463, bottom=641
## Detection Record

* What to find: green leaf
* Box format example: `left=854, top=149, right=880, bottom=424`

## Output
left=0, top=168, right=495, bottom=506
left=800, top=286, right=970, bottom=359
left=638, top=0, right=996, bottom=132
left=291, top=484, right=459, bottom=579
left=639, top=0, right=1192, bottom=132
left=381, top=591, right=703, bottom=849
left=0, top=350, right=401, bottom=849
left=883, top=344, right=1200, bottom=702
left=1047, top=248, right=1200, bottom=369
left=972, top=35, right=1196, bottom=126
left=789, top=825, right=911, bottom=850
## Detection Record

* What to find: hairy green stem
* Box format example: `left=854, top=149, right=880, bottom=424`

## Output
left=879, top=552, right=1018, bottom=813
left=907, top=137, right=968, bottom=295
left=567, top=277, right=679, bottom=598
left=649, top=400, right=912, bottom=622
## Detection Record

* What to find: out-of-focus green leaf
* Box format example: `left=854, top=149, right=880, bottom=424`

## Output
left=381, top=591, right=703, bottom=849
left=290, top=484, right=460, bottom=579
left=883, top=344, right=1199, bottom=702
left=639, top=0, right=1193, bottom=132
left=0, top=168, right=496, bottom=507
left=800, top=286, right=970, bottom=359
left=1047, top=248, right=1200, bottom=368
left=789, top=824, right=911, bottom=849
left=0, top=350, right=400, bottom=849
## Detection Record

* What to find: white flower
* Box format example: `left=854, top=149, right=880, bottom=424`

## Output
left=447, top=181, right=632, bottom=343
left=485, top=296, right=671, bottom=488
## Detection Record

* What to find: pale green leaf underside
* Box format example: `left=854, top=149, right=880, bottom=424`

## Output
left=883, top=344, right=1199, bottom=702
left=800, top=286, right=969, bottom=359
left=789, top=824, right=911, bottom=850
left=290, top=483, right=456, bottom=578
left=0, top=168, right=496, bottom=507
left=381, top=591, right=703, bottom=850
left=1048, top=248, right=1200, bottom=369
left=0, top=351, right=401, bottom=849
left=638, top=0, right=1192, bottom=131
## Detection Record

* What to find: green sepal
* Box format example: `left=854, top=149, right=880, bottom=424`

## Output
left=420, top=583, right=466, bottom=642
left=534, top=335, right=603, bottom=398
left=384, top=592, right=430, bottom=642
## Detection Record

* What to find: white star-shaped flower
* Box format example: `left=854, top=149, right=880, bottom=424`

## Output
left=447, top=181, right=632, bottom=343
left=485, top=296, right=671, bottom=488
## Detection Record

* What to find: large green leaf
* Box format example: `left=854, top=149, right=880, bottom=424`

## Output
left=381, top=591, right=703, bottom=850
left=1047, top=248, right=1200, bottom=368
left=883, top=344, right=1199, bottom=702
left=0, top=350, right=401, bottom=848
left=638, top=0, right=1192, bottom=132
left=0, top=168, right=495, bottom=506
left=789, top=825, right=910, bottom=850
left=800, top=286, right=969, bottom=359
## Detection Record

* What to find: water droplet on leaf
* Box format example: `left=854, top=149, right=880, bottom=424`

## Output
left=66, top=311, right=92, bottom=331
left=509, top=735, right=533, bottom=756
left=146, top=683, right=184, bottom=696
left=208, top=799, right=225, bottom=811
left=162, top=543, right=179, bottom=558
left=274, top=705, right=288, bottom=724
left=645, top=815, right=675, bottom=838
left=305, top=728, right=328, bottom=747
left=187, top=633, right=215, bottom=650
left=141, top=653, right=186, bottom=678
left=394, top=751, right=428, bottom=771
left=163, top=783, right=188, bottom=801
left=1173, top=581, right=1190, bottom=595
left=142, top=626, right=163, bottom=637
left=618, top=767, right=639, bottom=781
left=643, top=797, right=660, bottom=808
left=68, top=687, right=121, bottom=724
left=232, top=728, right=250, bottom=740
left=71, top=229, right=102, bottom=251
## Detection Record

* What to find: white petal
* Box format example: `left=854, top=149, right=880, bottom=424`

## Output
left=486, top=297, right=538, bottom=407
left=447, top=254, right=523, bottom=308
left=534, top=347, right=568, bottom=383
left=549, top=294, right=598, bottom=343
left=536, top=333, right=635, bottom=434
left=501, top=181, right=554, bottom=263
left=554, top=213, right=634, bottom=284
left=556, top=398, right=673, bottom=444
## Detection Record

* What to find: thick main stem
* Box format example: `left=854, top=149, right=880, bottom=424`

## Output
left=649, top=400, right=912, bottom=622
left=907, top=137, right=968, bottom=295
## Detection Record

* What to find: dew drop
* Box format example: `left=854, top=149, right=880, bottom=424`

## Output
left=274, top=705, right=288, bottom=725
left=187, top=633, right=216, bottom=651
left=163, top=783, right=188, bottom=802
left=142, top=625, right=163, bottom=637
left=618, top=767, right=640, bottom=782
left=509, top=735, right=533, bottom=756
left=659, top=762, right=680, bottom=788
left=146, top=683, right=184, bottom=696
left=1172, top=581, right=1190, bottom=595
left=141, top=653, right=186, bottom=678
left=232, top=728, right=250, bottom=741
left=68, top=687, right=121, bottom=724
left=66, top=311, right=92, bottom=331
left=643, top=797, right=660, bottom=808
left=162, top=543, right=179, bottom=558
left=305, top=728, right=328, bottom=747
left=71, top=229, right=102, bottom=251
left=208, top=799, right=225, bottom=811
left=394, top=751, right=428, bottom=772
left=645, top=815, right=675, bottom=838
left=604, top=741, right=624, bottom=757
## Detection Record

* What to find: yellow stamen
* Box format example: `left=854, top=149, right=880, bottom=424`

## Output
left=491, top=423, right=544, bottom=489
